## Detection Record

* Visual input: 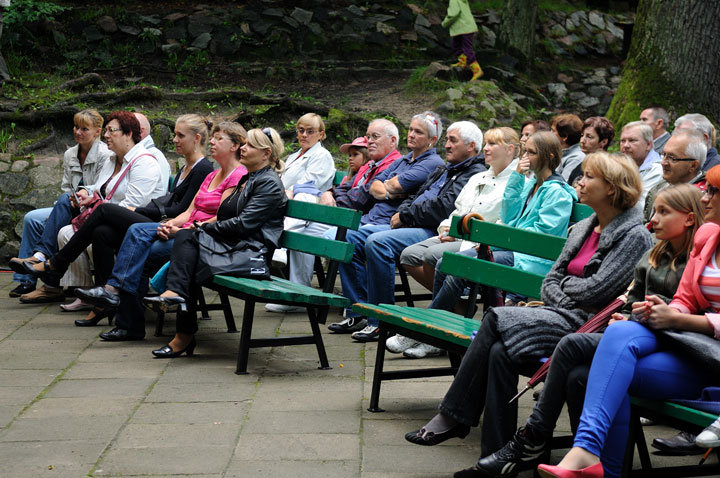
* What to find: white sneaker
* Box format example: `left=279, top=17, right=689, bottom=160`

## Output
left=386, top=334, right=420, bottom=354
left=697, top=417, right=720, bottom=448
left=403, top=342, right=446, bottom=359
left=272, top=248, right=287, bottom=267
left=264, top=303, right=305, bottom=313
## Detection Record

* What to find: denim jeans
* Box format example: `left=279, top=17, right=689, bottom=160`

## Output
left=339, top=224, right=434, bottom=326
left=13, top=207, right=52, bottom=286
left=574, top=321, right=712, bottom=478
left=109, top=222, right=175, bottom=337
left=36, top=192, right=76, bottom=258
left=430, top=249, right=516, bottom=311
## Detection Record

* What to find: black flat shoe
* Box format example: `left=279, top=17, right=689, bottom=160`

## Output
left=99, top=327, right=144, bottom=341
left=75, top=287, right=120, bottom=309
left=143, top=295, right=187, bottom=312
left=8, top=257, right=40, bottom=275
left=405, top=423, right=471, bottom=446
left=74, top=308, right=115, bottom=327
left=152, top=338, right=196, bottom=358
left=9, top=283, right=35, bottom=298
left=22, top=260, right=62, bottom=285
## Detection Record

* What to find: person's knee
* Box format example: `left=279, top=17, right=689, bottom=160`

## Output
left=399, top=244, right=422, bottom=267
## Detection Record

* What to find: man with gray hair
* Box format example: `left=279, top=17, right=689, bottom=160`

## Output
left=643, top=128, right=707, bottom=221
left=619, top=121, right=663, bottom=208
left=640, top=106, right=671, bottom=154
left=675, top=113, right=719, bottom=172
left=331, top=121, right=486, bottom=342
left=134, top=113, right=170, bottom=198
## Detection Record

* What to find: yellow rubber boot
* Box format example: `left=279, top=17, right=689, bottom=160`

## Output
left=469, top=61, right=484, bottom=81
left=451, top=53, right=467, bottom=68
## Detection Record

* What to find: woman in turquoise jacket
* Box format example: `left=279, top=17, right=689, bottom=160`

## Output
left=429, top=131, right=576, bottom=311
left=501, top=131, right=578, bottom=276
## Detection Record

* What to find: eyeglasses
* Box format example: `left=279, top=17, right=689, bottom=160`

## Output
left=366, top=133, right=385, bottom=142
left=661, top=153, right=697, bottom=164
left=524, top=148, right=538, bottom=156
left=296, top=127, right=317, bottom=136
left=262, top=127, right=274, bottom=145
left=705, top=185, right=718, bottom=198
left=104, top=126, right=122, bottom=135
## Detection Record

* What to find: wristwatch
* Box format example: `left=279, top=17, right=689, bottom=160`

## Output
left=385, top=191, right=390, bottom=200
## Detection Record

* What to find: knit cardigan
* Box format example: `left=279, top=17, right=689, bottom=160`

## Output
left=494, top=205, right=653, bottom=364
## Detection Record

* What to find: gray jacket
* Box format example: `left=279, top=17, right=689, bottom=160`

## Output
left=495, top=206, right=653, bottom=363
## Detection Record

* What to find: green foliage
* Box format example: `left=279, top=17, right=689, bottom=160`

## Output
left=4, top=0, right=68, bottom=27
left=606, top=63, right=674, bottom=132
left=0, top=123, right=15, bottom=153
left=404, top=66, right=456, bottom=96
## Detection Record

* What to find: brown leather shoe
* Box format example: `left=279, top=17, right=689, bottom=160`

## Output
left=19, top=285, right=64, bottom=303
left=8, top=256, right=40, bottom=275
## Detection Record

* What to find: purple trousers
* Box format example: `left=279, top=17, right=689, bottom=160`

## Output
left=452, top=33, right=477, bottom=63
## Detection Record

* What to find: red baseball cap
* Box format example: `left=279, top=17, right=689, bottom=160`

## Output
left=339, top=136, right=369, bottom=153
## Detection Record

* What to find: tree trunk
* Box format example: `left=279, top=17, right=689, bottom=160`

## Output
left=607, top=0, right=720, bottom=128
left=496, top=0, right=538, bottom=68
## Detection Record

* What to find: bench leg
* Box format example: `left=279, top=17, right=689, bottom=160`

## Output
left=368, top=328, right=389, bottom=413
left=235, top=299, right=255, bottom=375
left=397, top=263, right=415, bottom=307
left=307, top=306, right=331, bottom=370
left=219, top=292, right=237, bottom=332
left=198, top=288, right=210, bottom=320
left=154, top=309, right=165, bottom=337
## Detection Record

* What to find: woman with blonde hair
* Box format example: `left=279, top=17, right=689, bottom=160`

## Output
left=406, top=152, right=652, bottom=466
left=145, top=127, right=287, bottom=357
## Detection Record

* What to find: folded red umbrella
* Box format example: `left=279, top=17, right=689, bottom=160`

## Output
left=508, top=287, right=632, bottom=404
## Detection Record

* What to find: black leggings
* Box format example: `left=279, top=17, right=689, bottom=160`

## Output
left=165, top=228, right=201, bottom=335
left=51, top=203, right=154, bottom=286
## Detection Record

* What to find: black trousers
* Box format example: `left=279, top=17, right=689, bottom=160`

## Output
left=165, top=228, right=201, bottom=335
left=439, top=310, right=538, bottom=456
left=51, top=203, right=153, bottom=286
left=526, top=333, right=600, bottom=437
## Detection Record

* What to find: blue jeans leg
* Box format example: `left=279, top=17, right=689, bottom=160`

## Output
left=13, top=207, right=52, bottom=285
left=107, top=222, right=163, bottom=294
left=364, top=227, right=434, bottom=326
left=574, top=321, right=711, bottom=478
left=430, top=247, right=478, bottom=311
left=338, top=224, right=390, bottom=319
left=36, top=193, right=75, bottom=257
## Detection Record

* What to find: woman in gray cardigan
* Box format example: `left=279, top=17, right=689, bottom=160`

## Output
left=405, top=152, right=653, bottom=464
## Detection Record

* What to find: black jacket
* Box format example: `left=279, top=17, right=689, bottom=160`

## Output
left=135, top=157, right=214, bottom=221
left=396, top=154, right=486, bottom=229
left=202, top=165, right=287, bottom=253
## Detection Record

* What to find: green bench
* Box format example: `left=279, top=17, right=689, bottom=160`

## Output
left=355, top=211, right=577, bottom=412
left=206, top=199, right=362, bottom=374
left=624, top=398, right=720, bottom=477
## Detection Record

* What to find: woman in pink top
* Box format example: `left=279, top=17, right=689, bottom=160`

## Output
left=63, top=122, right=248, bottom=340
left=536, top=166, right=720, bottom=478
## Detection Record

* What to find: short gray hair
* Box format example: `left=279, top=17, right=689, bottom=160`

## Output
left=672, top=128, right=708, bottom=169
left=646, top=107, right=669, bottom=128
left=675, top=113, right=713, bottom=147
left=447, top=121, right=483, bottom=153
left=623, top=121, right=653, bottom=143
left=411, top=111, right=443, bottom=140
left=369, top=118, right=399, bottom=147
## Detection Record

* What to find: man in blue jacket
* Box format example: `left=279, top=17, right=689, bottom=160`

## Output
left=332, top=121, right=487, bottom=342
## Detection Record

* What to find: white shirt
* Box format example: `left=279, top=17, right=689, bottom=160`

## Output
left=140, top=135, right=170, bottom=198
left=281, top=141, right=335, bottom=193
left=638, top=160, right=664, bottom=211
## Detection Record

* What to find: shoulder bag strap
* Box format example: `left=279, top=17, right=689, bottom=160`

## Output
left=104, top=153, right=154, bottom=201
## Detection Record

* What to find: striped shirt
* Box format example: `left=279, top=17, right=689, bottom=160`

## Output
left=698, top=254, right=720, bottom=310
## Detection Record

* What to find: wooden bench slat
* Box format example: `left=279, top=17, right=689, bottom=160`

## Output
left=214, top=275, right=351, bottom=307
left=631, top=397, right=718, bottom=427
left=440, top=251, right=545, bottom=298
left=286, top=200, right=362, bottom=229
left=281, top=231, right=354, bottom=262
left=571, top=202, right=594, bottom=222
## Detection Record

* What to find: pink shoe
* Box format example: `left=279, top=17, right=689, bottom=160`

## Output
left=537, top=462, right=603, bottom=478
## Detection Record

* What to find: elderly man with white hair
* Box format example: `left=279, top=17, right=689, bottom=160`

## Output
left=619, top=121, right=663, bottom=209
left=134, top=112, right=170, bottom=197
left=332, top=120, right=486, bottom=342
left=675, top=112, right=719, bottom=172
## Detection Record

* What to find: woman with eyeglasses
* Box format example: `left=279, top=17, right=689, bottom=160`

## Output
left=11, top=111, right=162, bottom=302
left=535, top=165, right=720, bottom=478
left=266, top=112, right=336, bottom=312
left=144, top=127, right=287, bottom=358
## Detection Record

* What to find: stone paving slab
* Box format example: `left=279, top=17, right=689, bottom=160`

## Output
left=0, top=274, right=716, bottom=477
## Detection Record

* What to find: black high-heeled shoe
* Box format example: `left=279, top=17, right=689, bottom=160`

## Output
left=151, top=338, right=196, bottom=358
left=143, top=295, right=187, bottom=312
left=74, top=307, right=115, bottom=327
left=405, top=422, right=471, bottom=446
left=22, top=260, right=62, bottom=285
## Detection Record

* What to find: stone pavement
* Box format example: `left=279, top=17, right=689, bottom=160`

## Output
left=0, top=273, right=714, bottom=477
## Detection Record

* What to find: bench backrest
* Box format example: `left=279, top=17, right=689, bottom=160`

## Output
left=334, top=170, right=347, bottom=186
left=280, top=200, right=362, bottom=264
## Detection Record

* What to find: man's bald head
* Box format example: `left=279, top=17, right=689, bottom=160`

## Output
left=133, top=113, right=151, bottom=140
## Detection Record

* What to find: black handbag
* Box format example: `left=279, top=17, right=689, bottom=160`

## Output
left=195, top=228, right=270, bottom=283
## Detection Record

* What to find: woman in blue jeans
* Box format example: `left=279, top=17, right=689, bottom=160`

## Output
left=73, top=121, right=248, bottom=340
left=537, top=170, right=720, bottom=478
